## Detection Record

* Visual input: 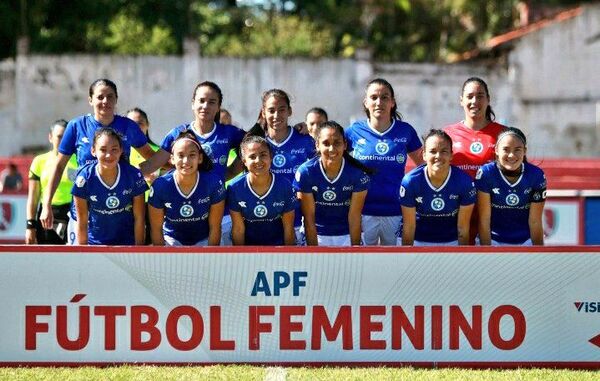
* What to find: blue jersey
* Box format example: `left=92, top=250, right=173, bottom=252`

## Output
left=345, top=119, right=422, bottom=216
left=475, top=162, right=547, bottom=244
left=149, top=171, right=226, bottom=245
left=60, top=114, right=148, bottom=167
left=294, top=157, right=370, bottom=236
left=160, top=122, right=245, bottom=180
left=400, top=165, right=476, bottom=243
left=228, top=173, right=297, bottom=245
left=267, top=128, right=316, bottom=226
left=71, top=161, right=148, bottom=245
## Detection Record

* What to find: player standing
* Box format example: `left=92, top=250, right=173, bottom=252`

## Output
left=228, top=136, right=296, bottom=245
left=476, top=127, right=546, bottom=245
left=39, top=79, right=154, bottom=243
left=295, top=122, right=371, bottom=246
left=71, top=127, right=148, bottom=245
left=148, top=131, right=225, bottom=246
left=345, top=78, right=423, bottom=245
left=400, top=130, right=475, bottom=246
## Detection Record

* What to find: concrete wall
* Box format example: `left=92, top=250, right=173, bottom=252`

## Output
left=508, top=3, right=600, bottom=157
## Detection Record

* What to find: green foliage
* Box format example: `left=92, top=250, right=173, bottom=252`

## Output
left=0, top=0, right=596, bottom=61
left=96, top=12, right=178, bottom=55
left=201, top=14, right=335, bottom=58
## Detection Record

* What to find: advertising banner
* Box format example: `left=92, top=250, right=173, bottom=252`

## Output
left=0, top=246, right=599, bottom=367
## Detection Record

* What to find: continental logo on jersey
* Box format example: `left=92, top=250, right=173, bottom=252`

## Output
left=375, top=141, right=389, bottom=155
left=506, top=193, right=520, bottom=206
left=475, top=168, right=483, bottom=180
left=75, top=175, right=86, bottom=188
left=254, top=204, right=268, bottom=218
left=469, top=142, right=484, bottom=154
left=273, top=154, right=286, bottom=168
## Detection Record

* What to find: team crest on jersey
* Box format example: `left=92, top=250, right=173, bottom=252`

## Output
left=505, top=193, right=520, bottom=206
left=273, top=154, right=286, bottom=168
left=180, top=204, right=194, bottom=217
left=323, top=190, right=337, bottom=201
left=254, top=204, right=268, bottom=218
left=219, top=155, right=227, bottom=165
left=375, top=141, right=389, bottom=155
left=399, top=186, right=406, bottom=198
left=431, top=197, right=445, bottom=211
left=75, top=175, right=86, bottom=188
left=106, top=196, right=120, bottom=209
left=396, top=153, right=405, bottom=164
left=470, top=142, right=484, bottom=154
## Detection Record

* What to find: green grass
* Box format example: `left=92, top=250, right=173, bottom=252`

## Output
left=0, top=366, right=598, bottom=381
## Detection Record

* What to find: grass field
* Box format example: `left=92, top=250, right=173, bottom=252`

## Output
left=0, top=366, right=598, bottom=381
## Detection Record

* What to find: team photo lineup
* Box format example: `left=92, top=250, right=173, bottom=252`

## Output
left=27, top=76, right=546, bottom=248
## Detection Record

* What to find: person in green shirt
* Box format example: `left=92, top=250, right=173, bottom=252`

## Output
left=25, top=120, right=78, bottom=244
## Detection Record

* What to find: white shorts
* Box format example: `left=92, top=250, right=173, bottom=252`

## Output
left=164, top=236, right=208, bottom=246
left=491, top=239, right=532, bottom=246
left=361, top=215, right=401, bottom=246
left=295, top=226, right=306, bottom=246
left=317, top=234, right=351, bottom=246
left=221, top=215, right=232, bottom=246
left=66, top=214, right=77, bottom=245
left=414, top=240, right=458, bottom=246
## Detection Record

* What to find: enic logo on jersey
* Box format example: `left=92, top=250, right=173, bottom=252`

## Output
left=469, top=142, right=484, bottom=154
left=505, top=193, right=520, bottom=206
left=323, top=190, right=337, bottom=201
left=273, top=154, right=286, bottom=168
left=180, top=204, right=194, bottom=217
left=375, top=141, right=389, bottom=155
left=396, top=153, right=405, bottom=164
left=431, top=197, right=445, bottom=211
left=254, top=204, right=268, bottom=218
left=106, top=196, right=120, bottom=209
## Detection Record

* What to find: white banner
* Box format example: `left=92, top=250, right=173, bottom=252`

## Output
left=0, top=246, right=599, bottom=366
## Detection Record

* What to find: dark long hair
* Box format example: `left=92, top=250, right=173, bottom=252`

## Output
left=93, top=127, right=127, bottom=162
left=171, top=130, right=213, bottom=172
left=192, top=81, right=223, bottom=123
left=363, top=78, right=402, bottom=122
left=315, top=121, right=375, bottom=175
left=461, top=77, right=496, bottom=122
left=89, top=79, right=118, bottom=99
left=247, top=89, right=292, bottom=138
